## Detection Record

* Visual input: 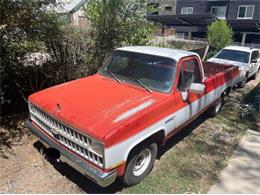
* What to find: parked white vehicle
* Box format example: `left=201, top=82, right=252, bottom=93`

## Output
left=208, top=46, right=260, bottom=87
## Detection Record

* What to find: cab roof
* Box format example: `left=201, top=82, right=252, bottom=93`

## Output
left=116, top=46, right=199, bottom=62
left=223, top=46, right=257, bottom=52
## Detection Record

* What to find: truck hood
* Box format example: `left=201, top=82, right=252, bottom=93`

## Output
left=29, top=74, right=162, bottom=141
left=207, top=58, right=248, bottom=68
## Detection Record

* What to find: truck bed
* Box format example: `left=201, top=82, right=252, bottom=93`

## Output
left=202, top=61, right=236, bottom=77
left=202, top=61, right=240, bottom=91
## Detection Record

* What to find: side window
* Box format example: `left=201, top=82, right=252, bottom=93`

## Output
left=177, top=59, right=201, bottom=91
left=251, top=51, right=259, bottom=62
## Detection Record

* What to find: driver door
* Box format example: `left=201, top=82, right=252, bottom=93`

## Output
left=250, top=50, right=259, bottom=74
left=176, top=58, right=205, bottom=121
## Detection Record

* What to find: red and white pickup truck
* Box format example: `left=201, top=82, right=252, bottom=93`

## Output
left=26, top=46, right=240, bottom=187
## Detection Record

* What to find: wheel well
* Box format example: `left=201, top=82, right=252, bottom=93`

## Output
left=126, top=130, right=165, bottom=161
left=220, top=91, right=226, bottom=98
left=223, top=87, right=231, bottom=96
left=147, top=130, right=165, bottom=146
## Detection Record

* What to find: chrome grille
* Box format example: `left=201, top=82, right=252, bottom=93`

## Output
left=29, top=103, right=104, bottom=167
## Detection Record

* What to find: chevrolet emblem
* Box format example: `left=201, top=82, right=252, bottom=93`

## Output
left=50, top=128, right=59, bottom=136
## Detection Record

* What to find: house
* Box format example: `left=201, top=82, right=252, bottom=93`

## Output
left=57, top=0, right=88, bottom=27
left=148, top=0, right=177, bottom=15
left=147, top=0, right=177, bottom=35
left=148, top=0, right=260, bottom=44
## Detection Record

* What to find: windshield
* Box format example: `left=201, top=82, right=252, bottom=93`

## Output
left=215, top=49, right=250, bottom=63
left=100, top=50, right=177, bottom=93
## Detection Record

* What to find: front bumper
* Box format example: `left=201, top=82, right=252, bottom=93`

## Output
left=26, top=119, right=117, bottom=187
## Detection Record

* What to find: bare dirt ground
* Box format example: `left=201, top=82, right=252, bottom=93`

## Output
left=0, top=75, right=259, bottom=194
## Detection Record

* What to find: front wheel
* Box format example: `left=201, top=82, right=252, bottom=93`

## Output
left=253, top=68, right=260, bottom=80
left=123, top=142, right=157, bottom=186
left=239, top=74, right=248, bottom=88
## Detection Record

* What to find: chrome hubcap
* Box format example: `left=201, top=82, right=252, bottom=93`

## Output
left=132, top=149, right=151, bottom=176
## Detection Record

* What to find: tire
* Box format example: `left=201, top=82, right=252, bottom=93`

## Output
left=207, top=97, right=223, bottom=117
left=253, top=68, right=260, bottom=80
left=123, top=142, right=157, bottom=186
left=239, top=74, right=248, bottom=88
left=256, top=67, right=260, bottom=77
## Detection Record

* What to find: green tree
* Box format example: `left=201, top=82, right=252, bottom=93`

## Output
left=207, top=20, right=233, bottom=56
left=84, top=0, right=154, bottom=72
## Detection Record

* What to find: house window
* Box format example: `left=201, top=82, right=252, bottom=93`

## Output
left=211, top=6, right=227, bottom=19
left=181, top=7, right=193, bottom=15
left=148, top=3, right=159, bottom=15
left=176, top=32, right=185, bottom=39
left=238, top=5, right=255, bottom=19
left=165, top=6, right=172, bottom=11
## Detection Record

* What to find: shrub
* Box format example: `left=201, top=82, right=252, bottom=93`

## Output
left=207, top=20, right=233, bottom=57
left=0, top=0, right=65, bottom=115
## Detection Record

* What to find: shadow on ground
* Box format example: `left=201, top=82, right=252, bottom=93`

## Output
left=33, top=141, right=123, bottom=194
left=0, top=113, right=29, bottom=158
left=157, top=113, right=210, bottom=158
left=243, top=83, right=260, bottom=131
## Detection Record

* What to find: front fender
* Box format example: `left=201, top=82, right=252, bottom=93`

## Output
left=104, top=125, right=166, bottom=169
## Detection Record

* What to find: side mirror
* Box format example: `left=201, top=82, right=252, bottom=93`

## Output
left=189, top=83, right=206, bottom=94
left=251, top=59, right=257, bottom=63
left=181, top=91, right=188, bottom=101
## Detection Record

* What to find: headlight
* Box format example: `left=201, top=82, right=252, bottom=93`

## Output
left=90, top=139, right=104, bottom=155
left=28, top=102, right=36, bottom=114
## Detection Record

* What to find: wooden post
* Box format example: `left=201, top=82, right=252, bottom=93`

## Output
left=202, top=45, right=210, bottom=61
left=162, top=24, right=165, bottom=36
left=188, top=32, right=192, bottom=40
left=241, top=33, right=247, bottom=46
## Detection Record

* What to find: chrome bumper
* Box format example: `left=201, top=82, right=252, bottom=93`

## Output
left=26, top=119, right=117, bottom=187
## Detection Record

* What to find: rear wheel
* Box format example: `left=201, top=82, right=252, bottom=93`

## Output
left=207, top=97, right=223, bottom=117
left=123, top=142, right=157, bottom=186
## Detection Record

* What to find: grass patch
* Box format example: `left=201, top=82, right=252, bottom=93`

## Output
left=121, top=83, right=259, bottom=193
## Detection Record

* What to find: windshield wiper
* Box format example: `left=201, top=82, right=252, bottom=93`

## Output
left=107, top=71, right=121, bottom=83
left=134, top=79, right=152, bottom=94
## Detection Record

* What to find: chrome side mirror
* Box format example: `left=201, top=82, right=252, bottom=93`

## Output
left=181, top=91, right=188, bottom=101
left=189, top=83, right=206, bottom=94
